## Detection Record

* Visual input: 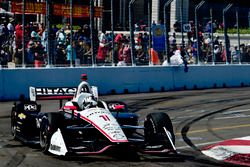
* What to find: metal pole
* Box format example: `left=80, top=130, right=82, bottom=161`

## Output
left=248, top=9, right=250, bottom=29
left=22, top=0, right=26, bottom=67
left=70, top=0, right=73, bottom=67
left=236, top=7, right=241, bottom=64
left=90, top=0, right=96, bottom=66
left=148, top=0, right=152, bottom=65
left=123, top=0, right=126, bottom=30
left=129, top=0, right=136, bottom=66
left=180, top=0, right=184, bottom=48
left=195, top=0, right=205, bottom=65
left=210, top=8, right=215, bottom=65
left=164, top=0, right=174, bottom=63
left=119, top=0, right=122, bottom=29
left=111, top=0, right=115, bottom=66
left=46, top=0, right=51, bottom=66
left=223, top=3, right=233, bottom=65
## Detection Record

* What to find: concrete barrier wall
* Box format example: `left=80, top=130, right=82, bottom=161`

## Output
left=1, top=65, right=250, bottom=101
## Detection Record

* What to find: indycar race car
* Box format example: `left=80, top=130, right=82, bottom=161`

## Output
left=11, top=80, right=176, bottom=157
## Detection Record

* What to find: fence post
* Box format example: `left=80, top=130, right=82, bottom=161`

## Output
left=90, top=0, right=96, bottom=66
left=164, top=0, right=174, bottom=63
left=236, top=7, right=241, bottom=64
left=148, top=0, right=152, bottom=65
left=45, top=0, right=51, bottom=66
left=195, top=0, right=205, bottom=65
left=22, top=0, right=26, bottom=68
left=129, top=0, right=136, bottom=66
left=180, top=0, right=184, bottom=48
left=210, top=8, right=215, bottom=65
left=70, top=0, right=73, bottom=67
left=111, top=0, right=115, bottom=66
left=223, top=3, right=233, bottom=65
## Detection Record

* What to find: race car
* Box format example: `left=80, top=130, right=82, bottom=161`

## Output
left=11, top=80, right=176, bottom=157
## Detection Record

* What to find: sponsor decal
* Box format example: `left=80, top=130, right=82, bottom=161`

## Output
left=36, top=87, right=77, bottom=96
left=113, top=134, right=126, bottom=140
left=50, top=144, right=61, bottom=152
left=24, top=104, right=37, bottom=111
left=146, top=145, right=163, bottom=149
left=34, top=87, right=93, bottom=97
left=80, top=108, right=128, bottom=142
left=71, top=146, right=86, bottom=150
left=18, top=113, right=26, bottom=120
left=99, top=115, right=110, bottom=121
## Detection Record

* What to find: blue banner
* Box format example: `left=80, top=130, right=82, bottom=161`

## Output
left=152, top=24, right=166, bottom=52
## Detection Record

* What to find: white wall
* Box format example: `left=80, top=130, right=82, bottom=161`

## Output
left=1, top=65, right=250, bottom=100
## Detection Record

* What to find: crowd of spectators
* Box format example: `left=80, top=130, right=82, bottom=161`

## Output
left=172, top=19, right=250, bottom=64
left=1, top=16, right=250, bottom=68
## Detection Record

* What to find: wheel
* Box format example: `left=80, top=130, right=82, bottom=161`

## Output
left=10, top=106, right=17, bottom=139
left=144, top=112, right=175, bottom=147
left=40, top=113, right=64, bottom=153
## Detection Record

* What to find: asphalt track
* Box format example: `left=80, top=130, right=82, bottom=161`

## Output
left=1, top=87, right=250, bottom=167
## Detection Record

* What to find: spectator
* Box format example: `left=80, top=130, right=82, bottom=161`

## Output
left=57, top=28, right=66, bottom=45
left=170, top=50, right=183, bottom=65
left=26, top=40, right=35, bottom=65
left=0, top=45, right=9, bottom=66
left=55, top=44, right=66, bottom=65
left=121, top=43, right=131, bottom=64
left=66, top=41, right=77, bottom=65
left=97, top=39, right=109, bottom=65
left=13, top=44, right=23, bottom=65
left=173, top=21, right=181, bottom=32
left=83, top=43, right=92, bottom=65
left=99, top=29, right=107, bottom=42
left=0, top=23, right=6, bottom=46
left=135, top=44, right=147, bottom=65
left=231, top=46, right=240, bottom=63
left=34, top=41, right=45, bottom=67
left=7, top=18, right=14, bottom=37
left=51, top=25, right=59, bottom=39
left=82, top=24, right=90, bottom=39
left=169, top=33, right=177, bottom=48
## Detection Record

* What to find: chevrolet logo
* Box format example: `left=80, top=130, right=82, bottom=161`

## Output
left=18, top=113, right=26, bottom=120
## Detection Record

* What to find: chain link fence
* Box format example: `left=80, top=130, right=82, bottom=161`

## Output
left=0, top=0, right=250, bottom=68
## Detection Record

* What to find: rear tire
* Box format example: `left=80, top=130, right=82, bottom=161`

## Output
left=144, top=112, right=175, bottom=147
left=10, top=107, right=17, bottom=139
left=40, top=113, right=64, bottom=153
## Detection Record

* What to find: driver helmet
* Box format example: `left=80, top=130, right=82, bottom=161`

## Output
left=81, top=74, right=88, bottom=81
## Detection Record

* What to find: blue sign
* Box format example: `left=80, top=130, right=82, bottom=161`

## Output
left=152, top=24, right=165, bottom=52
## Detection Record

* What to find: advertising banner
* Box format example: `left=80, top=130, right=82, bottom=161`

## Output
left=11, top=1, right=102, bottom=18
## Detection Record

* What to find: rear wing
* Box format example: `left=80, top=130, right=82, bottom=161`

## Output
left=29, top=86, right=98, bottom=102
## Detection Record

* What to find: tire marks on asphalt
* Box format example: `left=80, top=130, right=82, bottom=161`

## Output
left=5, top=152, right=25, bottom=167
left=180, top=104, right=248, bottom=151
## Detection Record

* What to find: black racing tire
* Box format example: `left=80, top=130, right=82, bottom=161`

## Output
left=40, top=112, right=64, bottom=154
left=144, top=112, right=175, bottom=146
left=10, top=106, right=17, bottom=139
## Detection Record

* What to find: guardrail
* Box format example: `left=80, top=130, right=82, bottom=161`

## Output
left=1, top=64, right=250, bottom=101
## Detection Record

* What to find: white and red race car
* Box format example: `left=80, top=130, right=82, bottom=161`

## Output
left=11, top=80, right=176, bottom=157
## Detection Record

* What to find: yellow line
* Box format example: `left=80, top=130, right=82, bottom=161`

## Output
left=176, top=124, right=250, bottom=136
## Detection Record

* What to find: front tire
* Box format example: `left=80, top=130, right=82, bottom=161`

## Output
left=10, top=107, right=17, bottom=139
left=144, top=112, right=175, bottom=148
left=40, top=113, right=64, bottom=153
